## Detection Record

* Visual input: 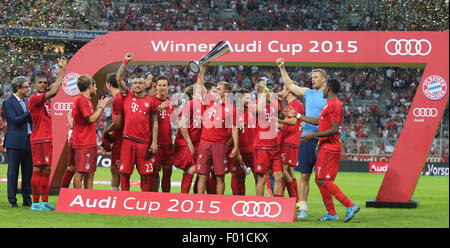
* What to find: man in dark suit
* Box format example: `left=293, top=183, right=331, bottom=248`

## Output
left=2, top=76, right=33, bottom=207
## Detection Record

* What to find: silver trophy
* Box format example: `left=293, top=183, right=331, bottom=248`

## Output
left=240, top=161, right=251, bottom=175
left=189, top=40, right=230, bottom=73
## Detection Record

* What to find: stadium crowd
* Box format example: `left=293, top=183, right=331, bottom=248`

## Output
left=1, top=0, right=448, bottom=32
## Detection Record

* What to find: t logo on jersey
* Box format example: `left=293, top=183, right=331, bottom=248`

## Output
left=193, top=115, right=202, bottom=128
left=131, top=102, right=139, bottom=112
left=208, top=108, right=217, bottom=120
left=239, top=122, right=246, bottom=133
left=160, top=109, right=167, bottom=119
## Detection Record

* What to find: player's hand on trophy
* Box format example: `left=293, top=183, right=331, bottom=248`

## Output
left=276, top=58, right=285, bottom=68
left=124, top=53, right=134, bottom=62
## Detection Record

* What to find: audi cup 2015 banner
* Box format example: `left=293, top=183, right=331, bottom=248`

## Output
left=56, top=188, right=297, bottom=222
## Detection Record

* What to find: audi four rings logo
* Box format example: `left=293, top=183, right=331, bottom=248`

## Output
left=385, top=39, right=432, bottom=56
left=53, top=102, right=74, bottom=111
left=413, top=108, right=438, bottom=117
left=232, top=200, right=282, bottom=218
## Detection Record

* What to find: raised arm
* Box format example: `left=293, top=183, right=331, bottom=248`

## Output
left=45, top=56, right=68, bottom=101
left=196, top=63, right=208, bottom=99
left=117, top=53, right=133, bottom=96
left=276, top=58, right=308, bottom=97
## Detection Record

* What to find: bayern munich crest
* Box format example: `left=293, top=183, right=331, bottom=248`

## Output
left=422, top=75, right=448, bottom=101
left=62, top=72, right=81, bottom=96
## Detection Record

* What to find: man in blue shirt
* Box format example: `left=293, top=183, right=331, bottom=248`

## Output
left=276, top=58, right=328, bottom=219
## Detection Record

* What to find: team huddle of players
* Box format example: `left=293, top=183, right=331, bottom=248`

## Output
left=29, top=53, right=359, bottom=221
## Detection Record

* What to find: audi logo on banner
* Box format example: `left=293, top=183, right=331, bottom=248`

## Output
left=232, top=200, right=282, bottom=218
left=385, top=39, right=432, bottom=56
left=53, top=102, right=74, bottom=111
left=413, top=108, right=438, bottom=117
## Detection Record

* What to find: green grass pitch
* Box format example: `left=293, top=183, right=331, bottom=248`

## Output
left=0, top=164, right=448, bottom=228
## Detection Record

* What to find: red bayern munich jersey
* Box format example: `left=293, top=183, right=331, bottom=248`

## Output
left=281, top=98, right=304, bottom=147
left=236, top=106, right=256, bottom=153
left=200, top=101, right=236, bottom=144
left=174, top=99, right=204, bottom=146
left=122, top=91, right=158, bottom=144
left=152, top=96, right=174, bottom=145
left=72, top=94, right=96, bottom=148
left=318, top=97, right=343, bottom=152
left=112, top=91, right=124, bottom=143
left=28, top=92, right=52, bottom=144
left=253, top=99, right=280, bottom=149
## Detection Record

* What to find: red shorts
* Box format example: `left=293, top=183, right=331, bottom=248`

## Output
left=315, top=149, right=340, bottom=181
left=154, top=144, right=174, bottom=172
left=74, top=147, right=97, bottom=173
left=119, top=138, right=156, bottom=175
left=31, top=142, right=52, bottom=166
left=253, top=148, right=283, bottom=175
left=111, top=142, right=122, bottom=169
left=173, top=144, right=198, bottom=170
left=196, top=141, right=229, bottom=176
left=228, top=151, right=254, bottom=175
left=280, top=144, right=299, bottom=167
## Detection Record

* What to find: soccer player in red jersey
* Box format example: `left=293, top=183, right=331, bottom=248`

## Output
left=72, top=75, right=111, bottom=189
left=102, top=73, right=124, bottom=190
left=152, top=75, right=174, bottom=192
left=301, top=78, right=360, bottom=222
left=252, top=79, right=284, bottom=197
left=28, top=57, right=67, bottom=211
left=196, top=80, right=240, bottom=195
left=278, top=85, right=304, bottom=203
left=174, top=65, right=207, bottom=193
left=116, top=53, right=159, bottom=192
left=228, top=88, right=255, bottom=195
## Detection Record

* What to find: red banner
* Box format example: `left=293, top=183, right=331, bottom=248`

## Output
left=56, top=188, right=297, bottom=222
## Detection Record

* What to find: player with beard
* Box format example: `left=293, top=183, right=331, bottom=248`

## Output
left=72, top=75, right=111, bottom=189
left=152, top=75, right=174, bottom=192
left=28, top=57, right=67, bottom=210
left=116, top=53, right=159, bottom=192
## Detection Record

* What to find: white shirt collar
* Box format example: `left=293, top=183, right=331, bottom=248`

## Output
left=13, top=93, right=24, bottom=102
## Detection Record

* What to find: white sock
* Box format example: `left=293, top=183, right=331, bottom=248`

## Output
left=299, top=201, right=308, bottom=211
left=111, top=186, right=119, bottom=191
